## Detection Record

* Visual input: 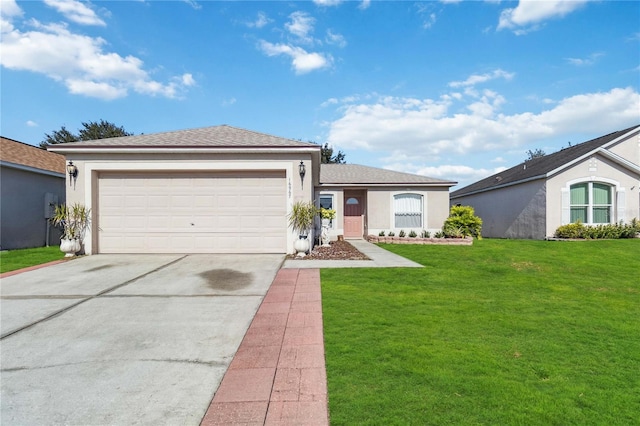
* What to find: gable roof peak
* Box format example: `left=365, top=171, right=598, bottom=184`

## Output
left=452, top=124, right=639, bottom=198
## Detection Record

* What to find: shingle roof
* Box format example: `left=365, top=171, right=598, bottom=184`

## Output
left=1, top=137, right=66, bottom=174
left=47, top=125, right=320, bottom=149
left=451, top=125, right=640, bottom=198
left=320, top=164, right=456, bottom=186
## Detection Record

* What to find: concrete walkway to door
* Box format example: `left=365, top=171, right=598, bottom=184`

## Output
left=201, top=268, right=328, bottom=426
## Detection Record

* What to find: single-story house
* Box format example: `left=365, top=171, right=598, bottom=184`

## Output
left=450, top=125, right=640, bottom=239
left=48, top=125, right=456, bottom=255
left=1, top=136, right=66, bottom=250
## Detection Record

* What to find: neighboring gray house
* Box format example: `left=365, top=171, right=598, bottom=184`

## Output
left=1, top=137, right=66, bottom=250
left=48, top=125, right=456, bottom=254
left=451, top=125, right=640, bottom=239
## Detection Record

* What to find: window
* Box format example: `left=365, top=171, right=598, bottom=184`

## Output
left=394, top=194, right=423, bottom=228
left=570, top=182, right=613, bottom=224
left=319, top=194, right=334, bottom=227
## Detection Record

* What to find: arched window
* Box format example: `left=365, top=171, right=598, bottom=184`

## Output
left=394, top=194, right=423, bottom=228
left=570, top=182, right=613, bottom=224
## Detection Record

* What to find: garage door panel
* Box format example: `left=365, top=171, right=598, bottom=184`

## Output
left=98, top=172, right=286, bottom=253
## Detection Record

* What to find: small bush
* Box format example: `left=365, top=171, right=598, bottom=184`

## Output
left=443, top=205, right=482, bottom=238
left=408, top=230, right=417, bottom=238
left=554, top=219, right=640, bottom=239
left=399, top=230, right=406, bottom=238
left=379, top=230, right=386, bottom=236
left=434, top=231, right=445, bottom=238
left=388, top=231, right=395, bottom=237
left=421, top=230, right=431, bottom=238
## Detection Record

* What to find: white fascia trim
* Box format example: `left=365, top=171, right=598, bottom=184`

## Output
left=49, top=147, right=320, bottom=154
left=0, top=160, right=65, bottom=178
left=316, top=183, right=456, bottom=188
left=547, top=128, right=640, bottom=178
left=600, top=126, right=640, bottom=150
left=83, top=160, right=296, bottom=255
left=596, top=148, right=640, bottom=174
left=450, top=174, right=546, bottom=199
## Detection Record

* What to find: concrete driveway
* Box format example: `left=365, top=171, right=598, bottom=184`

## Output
left=0, top=254, right=283, bottom=425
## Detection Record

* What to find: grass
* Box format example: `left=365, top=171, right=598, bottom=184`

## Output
left=0, top=246, right=65, bottom=274
left=321, top=239, right=640, bottom=425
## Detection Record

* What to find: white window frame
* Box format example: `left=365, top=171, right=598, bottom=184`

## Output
left=392, top=193, right=424, bottom=229
left=318, top=193, right=336, bottom=229
left=562, top=177, right=622, bottom=225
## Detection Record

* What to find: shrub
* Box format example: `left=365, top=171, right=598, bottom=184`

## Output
left=388, top=231, right=395, bottom=237
left=408, top=230, right=417, bottom=238
left=443, top=205, right=482, bottom=238
left=421, top=230, right=431, bottom=238
left=554, top=219, right=640, bottom=239
left=434, top=231, right=445, bottom=238
left=379, top=230, right=386, bottom=236
left=399, top=230, right=406, bottom=238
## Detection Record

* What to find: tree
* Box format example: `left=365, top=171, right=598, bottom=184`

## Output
left=40, top=120, right=132, bottom=148
left=40, top=126, right=79, bottom=147
left=525, top=148, right=546, bottom=161
left=321, top=143, right=346, bottom=164
left=78, top=120, right=133, bottom=141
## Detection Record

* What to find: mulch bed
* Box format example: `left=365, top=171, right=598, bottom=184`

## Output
left=287, top=240, right=370, bottom=260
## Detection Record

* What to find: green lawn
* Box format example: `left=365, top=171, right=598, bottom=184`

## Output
left=0, top=246, right=65, bottom=274
left=321, top=239, right=640, bottom=425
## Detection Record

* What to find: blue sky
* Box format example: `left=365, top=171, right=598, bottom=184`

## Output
left=2, top=0, right=639, bottom=188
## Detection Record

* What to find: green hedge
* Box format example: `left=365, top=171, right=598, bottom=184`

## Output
left=554, top=219, right=640, bottom=239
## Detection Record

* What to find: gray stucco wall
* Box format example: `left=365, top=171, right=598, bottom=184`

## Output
left=452, top=179, right=547, bottom=239
left=1, top=166, right=65, bottom=250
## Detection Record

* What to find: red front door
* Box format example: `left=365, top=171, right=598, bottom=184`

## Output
left=344, top=196, right=363, bottom=238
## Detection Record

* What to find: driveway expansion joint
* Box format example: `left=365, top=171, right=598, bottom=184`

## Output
left=0, top=255, right=188, bottom=340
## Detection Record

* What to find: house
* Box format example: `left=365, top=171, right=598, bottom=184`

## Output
left=47, top=125, right=456, bottom=254
left=1, top=137, right=66, bottom=250
left=450, top=125, right=640, bottom=239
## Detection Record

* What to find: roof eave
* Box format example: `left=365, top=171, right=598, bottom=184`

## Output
left=47, top=146, right=322, bottom=154
left=318, top=182, right=457, bottom=188
left=451, top=174, right=546, bottom=199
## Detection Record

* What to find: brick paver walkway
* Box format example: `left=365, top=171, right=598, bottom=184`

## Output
left=201, top=268, right=329, bottom=426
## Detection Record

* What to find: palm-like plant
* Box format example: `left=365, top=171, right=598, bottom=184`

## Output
left=50, top=203, right=91, bottom=240
left=288, top=201, right=318, bottom=236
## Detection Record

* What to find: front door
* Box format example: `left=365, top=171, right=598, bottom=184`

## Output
left=344, top=195, right=363, bottom=238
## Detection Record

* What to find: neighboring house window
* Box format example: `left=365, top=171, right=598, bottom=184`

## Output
left=570, top=182, right=613, bottom=224
left=319, top=194, right=334, bottom=227
left=394, top=194, right=423, bottom=228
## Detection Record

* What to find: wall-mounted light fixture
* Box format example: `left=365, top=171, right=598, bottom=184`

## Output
left=67, top=161, right=78, bottom=186
left=298, top=161, right=306, bottom=181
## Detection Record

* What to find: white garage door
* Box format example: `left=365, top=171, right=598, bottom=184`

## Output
left=98, top=171, right=287, bottom=253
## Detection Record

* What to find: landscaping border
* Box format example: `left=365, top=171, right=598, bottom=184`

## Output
left=366, top=235, right=473, bottom=245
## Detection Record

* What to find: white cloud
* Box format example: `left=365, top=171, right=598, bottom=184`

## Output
left=0, top=0, right=23, bottom=18
left=449, top=69, right=514, bottom=88
left=325, top=87, right=640, bottom=162
left=384, top=163, right=507, bottom=188
left=285, top=11, right=315, bottom=44
left=498, top=0, right=590, bottom=33
left=222, top=97, right=236, bottom=107
left=1, top=18, right=194, bottom=100
left=326, top=29, right=346, bottom=48
left=246, top=12, right=271, bottom=29
left=43, top=0, right=106, bottom=26
left=181, top=0, right=201, bottom=10
left=565, top=52, right=604, bottom=66
left=313, top=0, right=342, bottom=6
left=26, top=120, right=38, bottom=127
left=258, top=40, right=331, bottom=74
left=359, top=0, right=371, bottom=10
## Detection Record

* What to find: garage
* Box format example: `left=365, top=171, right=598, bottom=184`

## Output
left=97, top=171, right=287, bottom=254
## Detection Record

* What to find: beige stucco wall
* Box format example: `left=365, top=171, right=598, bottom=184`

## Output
left=452, top=179, right=547, bottom=239
left=62, top=151, right=314, bottom=254
left=607, top=129, right=639, bottom=165
left=546, top=153, right=640, bottom=237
